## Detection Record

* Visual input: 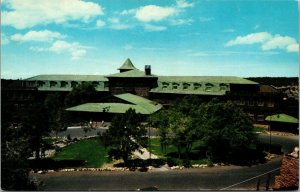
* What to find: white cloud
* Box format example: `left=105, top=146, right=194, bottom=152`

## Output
left=144, top=24, right=167, bottom=31
left=226, top=32, right=298, bottom=53
left=1, top=33, right=10, bottom=45
left=176, top=0, right=194, bottom=8
left=261, top=35, right=297, bottom=51
left=2, top=0, right=103, bottom=29
left=120, top=9, right=136, bottom=15
left=135, top=5, right=177, bottom=22
left=11, top=30, right=65, bottom=42
left=170, top=19, right=193, bottom=26
left=225, top=32, right=272, bottom=46
left=287, top=44, right=299, bottom=52
left=96, top=20, right=106, bottom=27
left=108, top=17, right=132, bottom=30
left=48, top=40, right=87, bottom=60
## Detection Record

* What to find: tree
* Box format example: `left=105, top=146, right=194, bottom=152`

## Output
left=148, top=110, right=171, bottom=153
left=100, top=109, right=147, bottom=164
left=1, top=108, right=37, bottom=190
left=21, top=104, right=51, bottom=159
left=44, top=93, right=68, bottom=138
left=149, top=96, right=202, bottom=158
left=195, top=99, right=257, bottom=162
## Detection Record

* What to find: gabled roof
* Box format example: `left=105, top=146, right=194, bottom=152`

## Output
left=265, top=114, right=299, bottom=123
left=118, top=58, right=137, bottom=70
left=26, top=75, right=108, bottom=82
left=66, top=93, right=162, bottom=115
left=107, top=69, right=157, bottom=78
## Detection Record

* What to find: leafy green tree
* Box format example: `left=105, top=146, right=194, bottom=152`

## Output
left=195, top=99, right=257, bottom=162
left=44, top=93, right=68, bottom=138
left=64, top=82, right=97, bottom=107
left=100, top=109, right=147, bottom=164
left=148, top=110, right=171, bottom=153
left=1, top=109, right=37, bottom=190
left=21, top=104, right=51, bottom=159
left=149, top=96, right=202, bottom=158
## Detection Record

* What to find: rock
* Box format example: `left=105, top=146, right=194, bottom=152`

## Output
left=37, top=170, right=43, bottom=174
left=273, top=155, right=299, bottom=190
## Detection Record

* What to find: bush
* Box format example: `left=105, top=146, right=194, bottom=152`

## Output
left=166, top=157, right=179, bottom=167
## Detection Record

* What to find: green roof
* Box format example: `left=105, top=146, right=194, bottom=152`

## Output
left=26, top=75, right=108, bottom=81
left=107, top=69, right=157, bottom=78
left=156, top=76, right=258, bottom=84
left=265, top=114, right=299, bottom=123
left=118, top=58, right=137, bottom=70
left=150, top=76, right=257, bottom=95
left=66, top=93, right=162, bottom=114
left=115, top=93, right=162, bottom=113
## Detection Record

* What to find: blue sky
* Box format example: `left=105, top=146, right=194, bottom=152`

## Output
left=1, top=0, right=299, bottom=79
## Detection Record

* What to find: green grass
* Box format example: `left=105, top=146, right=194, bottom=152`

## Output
left=149, top=138, right=208, bottom=164
left=52, top=138, right=108, bottom=168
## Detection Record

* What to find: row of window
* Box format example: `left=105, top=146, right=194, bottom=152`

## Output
left=161, top=82, right=229, bottom=91
left=35, top=81, right=108, bottom=88
left=235, top=100, right=275, bottom=107
left=248, top=114, right=265, bottom=121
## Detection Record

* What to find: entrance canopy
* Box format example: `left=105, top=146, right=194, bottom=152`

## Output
left=265, top=114, right=299, bottom=124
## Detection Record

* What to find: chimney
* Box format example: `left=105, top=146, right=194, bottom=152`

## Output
left=145, top=65, right=151, bottom=75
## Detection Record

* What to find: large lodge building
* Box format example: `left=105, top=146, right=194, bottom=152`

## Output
left=2, top=58, right=299, bottom=128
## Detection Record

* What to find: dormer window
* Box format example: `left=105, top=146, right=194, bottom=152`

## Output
left=219, top=83, right=228, bottom=91
left=162, top=82, right=169, bottom=89
left=37, top=81, right=45, bottom=87
left=50, top=81, right=57, bottom=87
left=205, top=83, right=214, bottom=91
left=183, top=83, right=190, bottom=90
left=194, top=83, right=201, bottom=90
left=172, top=83, right=179, bottom=89
left=61, top=81, right=68, bottom=88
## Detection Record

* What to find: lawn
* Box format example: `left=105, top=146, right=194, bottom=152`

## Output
left=148, top=138, right=209, bottom=165
left=52, top=138, right=109, bottom=168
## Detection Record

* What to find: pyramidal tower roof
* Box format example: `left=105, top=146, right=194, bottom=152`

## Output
left=118, top=58, right=137, bottom=71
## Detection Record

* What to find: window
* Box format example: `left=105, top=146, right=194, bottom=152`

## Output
left=220, top=83, right=228, bottom=91
left=37, top=81, right=45, bottom=87
left=236, top=100, right=245, bottom=106
left=248, top=100, right=255, bottom=106
left=50, top=81, right=57, bottom=87
left=257, top=100, right=264, bottom=107
left=61, top=81, right=68, bottom=88
left=172, top=83, right=179, bottom=89
left=92, top=81, right=99, bottom=87
left=183, top=83, right=190, bottom=90
left=162, top=82, right=169, bottom=89
left=257, top=114, right=265, bottom=122
left=267, top=101, right=274, bottom=108
left=205, top=83, right=214, bottom=92
left=248, top=113, right=255, bottom=120
left=194, top=83, right=201, bottom=90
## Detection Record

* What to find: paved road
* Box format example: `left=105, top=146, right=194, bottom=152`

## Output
left=40, top=131, right=297, bottom=190
left=34, top=158, right=282, bottom=190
